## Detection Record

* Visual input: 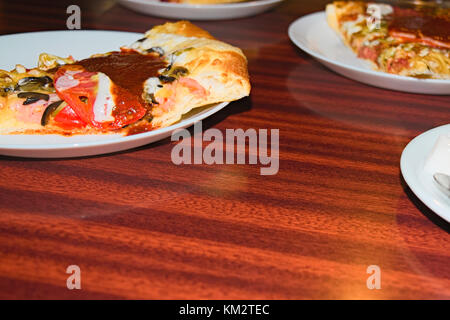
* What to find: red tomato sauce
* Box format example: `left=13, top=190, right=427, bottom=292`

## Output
left=76, top=51, right=167, bottom=97
left=66, top=50, right=167, bottom=127
left=389, top=7, right=450, bottom=49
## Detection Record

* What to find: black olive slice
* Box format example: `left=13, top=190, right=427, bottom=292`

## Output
left=41, top=100, right=64, bottom=126
left=170, top=66, right=189, bottom=77
left=158, top=75, right=176, bottom=83
left=18, top=92, right=50, bottom=105
left=23, top=97, right=40, bottom=105
left=16, top=76, right=53, bottom=91
left=146, top=47, right=165, bottom=56
left=17, top=76, right=52, bottom=86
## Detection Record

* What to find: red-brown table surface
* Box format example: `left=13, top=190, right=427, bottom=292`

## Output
left=0, top=0, right=449, bottom=299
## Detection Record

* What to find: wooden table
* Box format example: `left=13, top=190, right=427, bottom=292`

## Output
left=0, top=0, right=449, bottom=300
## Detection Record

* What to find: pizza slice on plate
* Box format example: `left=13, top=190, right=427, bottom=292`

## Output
left=0, top=21, right=250, bottom=135
left=326, top=1, right=450, bottom=79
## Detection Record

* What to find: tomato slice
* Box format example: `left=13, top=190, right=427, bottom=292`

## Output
left=53, top=105, right=87, bottom=130
left=54, top=65, right=146, bottom=130
left=54, top=65, right=102, bottom=127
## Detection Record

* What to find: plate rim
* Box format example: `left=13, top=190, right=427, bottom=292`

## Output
left=288, top=11, right=450, bottom=85
left=0, top=29, right=143, bottom=39
left=400, top=124, right=450, bottom=222
left=118, top=0, right=284, bottom=10
left=0, top=30, right=230, bottom=152
left=0, top=102, right=229, bottom=151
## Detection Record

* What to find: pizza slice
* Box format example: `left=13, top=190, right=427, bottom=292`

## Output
left=326, top=1, right=450, bottom=79
left=0, top=21, right=250, bottom=135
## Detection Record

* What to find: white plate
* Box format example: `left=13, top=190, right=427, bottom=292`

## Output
left=0, top=30, right=229, bottom=158
left=288, top=12, right=450, bottom=95
left=401, top=124, right=450, bottom=222
left=118, top=0, right=284, bottom=20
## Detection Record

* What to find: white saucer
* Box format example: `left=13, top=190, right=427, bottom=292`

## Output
left=401, top=124, right=450, bottom=222
left=118, top=0, right=284, bottom=20
left=288, top=12, right=450, bottom=95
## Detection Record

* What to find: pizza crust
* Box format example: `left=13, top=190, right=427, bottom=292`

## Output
left=130, top=21, right=251, bottom=128
left=325, top=3, right=339, bottom=34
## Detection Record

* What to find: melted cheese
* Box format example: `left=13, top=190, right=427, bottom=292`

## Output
left=92, top=72, right=115, bottom=123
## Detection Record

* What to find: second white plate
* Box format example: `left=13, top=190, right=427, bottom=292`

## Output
left=118, top=0, right=284, bottom=20
left=401, top=124, right=450, bottom=222
left=288, top=12, right=450, bottom=95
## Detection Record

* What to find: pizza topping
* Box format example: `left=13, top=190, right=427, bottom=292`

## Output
left=367, top=3, right=393, bottom=17
left=169, top=66, right=189, bottom=77
left=419, top=48, right=430, bottom=57
left=173, top=47, right=194, bottom=57
left=143, top=77, right=162, bottom=100
left=143, top=64, right=190, bottom=106
left=37, top=98, right=87, bottom=130
left=54, top=70, right=82, bottom=90
left=38, top=53, right=75, bottom=71
left=15, top=76, right=53, bottom=92
left=341, top=13, right=365, bottom=37
left=17, top=92, right=50, bottom=105
left=10, top=93, right=60, bottom=124
left=152, top=77, right=207, bottom=116
left=146, top=46, right=165, bottom=56
left=41, top=100, right=64, bottom=126
left=76, top=50, right=167, bottom=98
left=1, top=86, right=13, bottom=97
left=159, top=75, right=176, bottom=83
left=0, top=72, right=14, bottom=97
left=358, top=45, right=380, bottom=63
left=178, top=77, right=207, bottom=97
left=54, top=66, right=99, bottom=125
left=54, top=66, right=123, bottom=129
left=109, top=84, right=146, bottom=128
left=53, top=51, right=167, bottom=129
left=386, top=57, right=410, bottom=73
left=388, top=8, right=450, bottom=49
left=91, top=72, right=115, bottom=123
left=14, top=65, right=26, bottom=74
left=129, top=33, right=193, bottom=57
left=52, top=104, right=87, bottom=130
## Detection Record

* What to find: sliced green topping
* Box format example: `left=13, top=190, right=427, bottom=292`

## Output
left=41, top=100, right=64, bottom=126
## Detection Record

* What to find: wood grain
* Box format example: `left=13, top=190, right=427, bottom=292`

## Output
left=0, top=0, right=449, bottom=299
